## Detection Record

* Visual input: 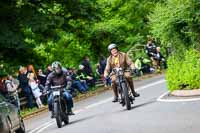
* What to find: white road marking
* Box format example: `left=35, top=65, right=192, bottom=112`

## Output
left=28, top=120, right=54, bottom=133
left=85, top=97, right=113, bottom=109
left=157, top=91, right=200, bottom=102
left=35, top=122, right=56, bottom=133
left=30, top=79, right=165, bottom=133
left=136, top=79, right=165, bottom=92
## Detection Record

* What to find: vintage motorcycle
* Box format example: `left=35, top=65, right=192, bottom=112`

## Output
left=112, top=67, right=134, bottom=110
left=51, top=85, right=69, bottom=128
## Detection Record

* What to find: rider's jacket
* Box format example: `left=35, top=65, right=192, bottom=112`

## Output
left=45, top=71, right=71, bottom=91
left=104, top=52, right=135, bottom=77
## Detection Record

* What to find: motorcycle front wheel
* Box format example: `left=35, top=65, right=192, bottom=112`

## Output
left=54, top=102, right=62, bottom=128
left=121, top=82, right=131, bottom=110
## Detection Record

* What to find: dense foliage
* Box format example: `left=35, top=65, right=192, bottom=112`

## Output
left=166, top=49, right=200, bottom=91
left=149, top=0, right=200, bottom=90
left=0, top=0, right=162, bottom=70
left=1, top=0, right=200, bottom=90
left=149, top=0, right=200, bottom=49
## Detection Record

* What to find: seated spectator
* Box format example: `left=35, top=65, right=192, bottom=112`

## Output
left=153, top=47, right=167, bottom=69
left=77, top=65, right=95, bottom=87
left=69, top=68, right=88, bottom=94
left=81, top=56, right=94, bottom=76
left=134, top=58, right=143, bottom=77
left=28, top=73, right=44, bottom=108
left=4, top=75, right=20, bottom=111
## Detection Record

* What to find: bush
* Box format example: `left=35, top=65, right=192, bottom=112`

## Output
left=166, top=49, right=200, bottom=91
left=149, top=0, right=200, bottom=49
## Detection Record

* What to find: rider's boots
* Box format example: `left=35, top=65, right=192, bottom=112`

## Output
left=51, top=111, right=55, bottom=118
left=127, top=78, right=140, bottom=97
left=67, top=108, right=75, bottom=115
left=112, top=83, right=119, bottom=102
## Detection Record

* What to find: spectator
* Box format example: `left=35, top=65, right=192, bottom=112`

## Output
left=145, top=40, right=157, bottom=58
left=45, top=64, right=53, bottom=77
left=153, top=47, right=167, bottom=69
left=99, top=55, right=107, bottom=75
left=37, top=69, right=46, bottom=88
left=37, top=69, right=47, bottom=104
left=135, top=57, right=153, bottom=76
left=18, top=66, right=34, bottom=108
left=96, top=63, right=111, bottom=87
left=134, top=58, right=143, bottom=77
left=69, top=68, right=88, bottom=94
left=81, top=56, right=94, bottom=77
left=140, top=57, right=153, bottom=74
left=0, top=76, right=7, bottom=96
left=4, top=75, right=20, bottom=111
left=27, top=64, right=37, bottom=78
left=77, top=65, right=95, bottom=87
left=99, top=55, right=111, bottom=86
left=28, top=73, right=44, bottom=108
left=145, top=40, right=158, bottom=69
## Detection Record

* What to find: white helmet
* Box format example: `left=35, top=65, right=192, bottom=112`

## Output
left=52, top=61, right=62, bottom=74
left=108, top=43, right=118, bottom=52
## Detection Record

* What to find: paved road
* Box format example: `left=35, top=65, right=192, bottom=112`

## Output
left=25, top=75, right=200, bottom=133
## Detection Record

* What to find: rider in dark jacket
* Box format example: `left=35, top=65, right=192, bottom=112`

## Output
left=45, top=61, right=75, bottom=117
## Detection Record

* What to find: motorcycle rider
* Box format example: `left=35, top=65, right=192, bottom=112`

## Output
left=104, top=44, right=140, bottom=102
left=45, top=61, right=75, bottom=117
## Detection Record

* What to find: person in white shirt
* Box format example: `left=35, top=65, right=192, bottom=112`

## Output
left=28, top=73, right=44, bottom=108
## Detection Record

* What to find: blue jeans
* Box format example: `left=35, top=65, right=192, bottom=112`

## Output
left=72, top=80, right=88, bottom=92
left=48, top=90, right=73, bottom=111
left=23, top=86, right=34, bottom=108
left=80, top=80, right=89, bottom=91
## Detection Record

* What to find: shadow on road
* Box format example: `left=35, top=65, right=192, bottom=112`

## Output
left=114, top=99, right=157, bottom=113
left=67, top=115, right=96, bottom=126
left=131, top=99, right=156, bottom=109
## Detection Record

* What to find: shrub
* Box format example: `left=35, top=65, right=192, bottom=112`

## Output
left=166, top=49, right=200, bottom=91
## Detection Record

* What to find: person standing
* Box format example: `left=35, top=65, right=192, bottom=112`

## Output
left=28, top=73, right=44, bottom=108
left=18, top=66, right=34, bottom=108
left=5, top=75, right=20, bottom=111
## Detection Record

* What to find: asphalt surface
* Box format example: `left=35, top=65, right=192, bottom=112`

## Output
left=25, top=75, right=200, bottom=133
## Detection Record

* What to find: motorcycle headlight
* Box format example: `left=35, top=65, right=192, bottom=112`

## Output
left=118, top=70, right=124, bottom=75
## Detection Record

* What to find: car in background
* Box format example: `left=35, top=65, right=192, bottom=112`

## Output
left=0, top=93, right=25, bottom=133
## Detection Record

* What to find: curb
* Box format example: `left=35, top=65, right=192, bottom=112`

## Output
left=22, top=72, right=164, bottom=120
left=170, top=89, right=200, bottom=97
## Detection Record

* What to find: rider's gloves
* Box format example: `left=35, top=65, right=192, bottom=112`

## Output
left=131, top=69, right=136, bottom=75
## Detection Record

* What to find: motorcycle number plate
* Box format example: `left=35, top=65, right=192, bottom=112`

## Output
left=53, top=91, right=60, bottom=96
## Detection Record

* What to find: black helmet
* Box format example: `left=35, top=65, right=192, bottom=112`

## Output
left=52, top=61, right=62, bottom=74
left=108, top=43, right=118, bottom=52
